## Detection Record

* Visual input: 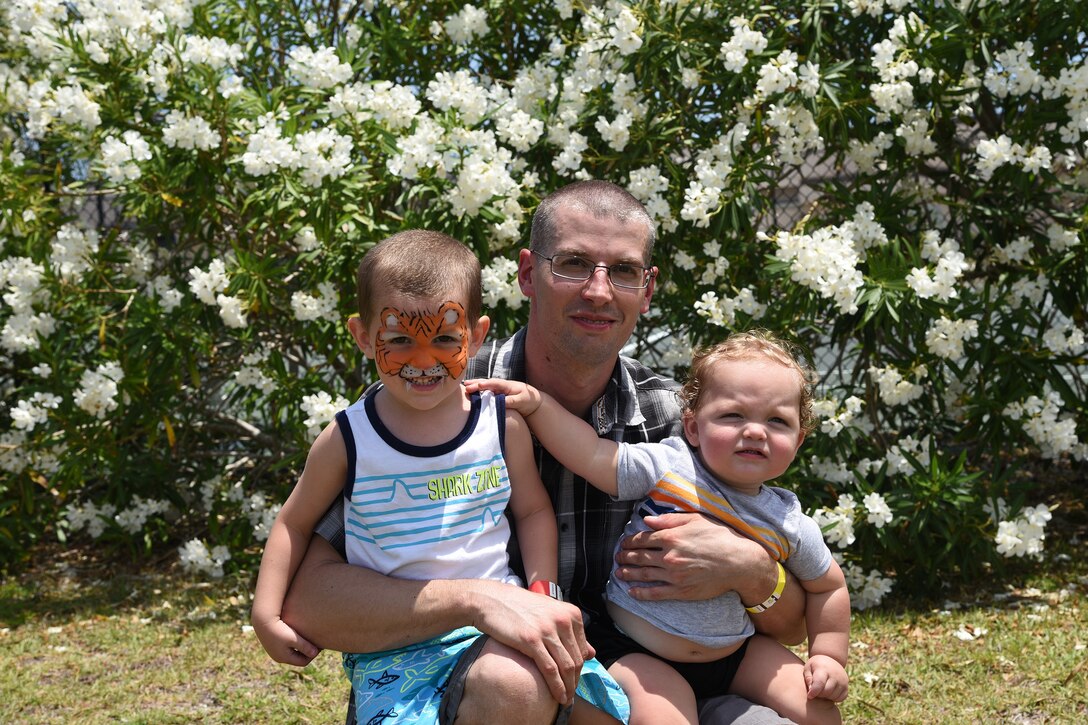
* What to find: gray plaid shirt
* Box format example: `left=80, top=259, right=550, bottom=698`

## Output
left=315, top=328, right=682, bottom=620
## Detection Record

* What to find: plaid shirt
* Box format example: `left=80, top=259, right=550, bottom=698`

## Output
left=315, top=328, right=682, bottom=621
left=468, top=329, right=682, bottom=620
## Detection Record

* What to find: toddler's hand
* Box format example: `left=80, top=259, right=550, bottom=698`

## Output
left=464, top=378, right=542, bottom=416
left=804, top=653, right=848, bottom=702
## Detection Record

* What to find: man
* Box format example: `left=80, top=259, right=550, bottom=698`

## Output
left=279, top=181, right=806, bottom=724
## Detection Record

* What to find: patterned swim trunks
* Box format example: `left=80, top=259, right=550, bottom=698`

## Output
left=344, top=626, right=630, bottom=724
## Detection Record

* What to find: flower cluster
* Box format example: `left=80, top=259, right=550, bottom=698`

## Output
left=988, top=499, right=1054, bottom=560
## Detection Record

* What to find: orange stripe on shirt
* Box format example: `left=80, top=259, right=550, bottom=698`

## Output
left=648, top=473, right=789, bottom=560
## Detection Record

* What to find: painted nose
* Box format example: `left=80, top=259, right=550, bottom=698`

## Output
left=409, top=350, right=438, bottom=370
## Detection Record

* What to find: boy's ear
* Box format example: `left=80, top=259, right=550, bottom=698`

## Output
left=468, top=315, right=491, bottom=356
left=347, top=316, right=373, bottom=357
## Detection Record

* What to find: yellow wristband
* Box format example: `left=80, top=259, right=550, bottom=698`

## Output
left=745, top=561, right=786, bottom=614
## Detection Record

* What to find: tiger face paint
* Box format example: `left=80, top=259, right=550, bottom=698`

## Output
left=373, top=301, right=471, bottom=382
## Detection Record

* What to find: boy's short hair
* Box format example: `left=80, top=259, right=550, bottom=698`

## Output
left=356, top=230, right=482, bottom=325
left=679, top=330, right=818, bottom=435
left=530, top=180, right=656, bottom=260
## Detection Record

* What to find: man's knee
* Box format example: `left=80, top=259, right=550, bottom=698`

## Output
left=455, top=641, right=558, bottom=725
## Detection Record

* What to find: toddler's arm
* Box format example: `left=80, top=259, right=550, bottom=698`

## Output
left=251, top=420, right=348, bottom=665
left=466, top=378, right=621, bottom=495
left=799, top=559, right=851, bottom=702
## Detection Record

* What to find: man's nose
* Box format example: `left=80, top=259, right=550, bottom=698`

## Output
left=580, top=266, right=615, bottom=301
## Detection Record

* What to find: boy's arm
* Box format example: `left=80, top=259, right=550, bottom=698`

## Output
left=799, top=559, right=851, bottom=701
left=251, top=420, right=349, bottom=665
left=504, top=410, right=559, bottom=587
left=466, top=379, right=621, bottom=495
left=281, top=526, right=593, bottom=705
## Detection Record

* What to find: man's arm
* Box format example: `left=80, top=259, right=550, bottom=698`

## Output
left=613, top=513, right=808, bottom=645
left=280, top=534, right=593, bottom=704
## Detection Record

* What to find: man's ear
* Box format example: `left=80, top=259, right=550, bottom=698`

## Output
left=468, top=315, right=491, bottom=356
left=639, top=266, right=658, bottom=315
left=516, top=248, right=536, bottom=297
left=347, top=316, right=372, bottom=357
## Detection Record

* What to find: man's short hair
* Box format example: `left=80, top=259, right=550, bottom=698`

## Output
left=530, top=180, right=656, bottom=261
left=356, top=230, right=482, bottom=325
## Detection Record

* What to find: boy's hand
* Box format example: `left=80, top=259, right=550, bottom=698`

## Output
left=464, top=378, right=543, bottom=416
left=253, top=614, right=321, bottom=667
left=804, top=653, right=848, bottom=702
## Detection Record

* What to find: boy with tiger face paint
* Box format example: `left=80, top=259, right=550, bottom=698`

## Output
left=252, top=230, right=630, bottom=725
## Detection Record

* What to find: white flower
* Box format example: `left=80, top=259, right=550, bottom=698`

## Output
left=9, top=392, right=61, bottom=432
left=115, top=497, right=171, bottom=535
left=99, top=130, right=151, bottom=183
left=64, top=500, right=117, bottom=539
left=178, top=539, right=231, bottom=578
left=813, top=395, right=864, bottom=438
left=291, top=282, right=339, bottom=322
left=1004, top=388, right=1081, bottom=459
left=719, top=17, right=768, bottom=72
left=294, top=227, right=320, bottom=252
left=595, top=111, right=633, bottom=152
left=609, top=4, right=643, bottom=56
left=180, top=35, right=243, bottom=70
left=426, top=70, right=490, bottom=125
left=444, top=4, right=490, bottom=44
left=842, top=560, right=895, bottom=610
left=496, top=109, right=544, bottom=152
left=482, top=257, right=524, bottom=310
left=73, top=361, right=124, bottom=419
left=188, top=259, right=230, bottom=305
left=50, top=224, right=100, bottom=281
left=162, top=110, right=218, bottom=151
left=300, top=391, right=350, bottom=438
left=862, top=492, right=894, bottom=528
left=812, top=495, right=857, bottom=549
left=763, top=225, right=863, bottom=315
left=287, top=46, right=352, bottom=89
left=924, top=317, right=979, bottom=360
left=868, top=365, right=924, bottom=406
left=216, top=294, right=248, bottom=328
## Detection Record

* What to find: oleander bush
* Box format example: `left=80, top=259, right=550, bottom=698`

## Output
left=1, top=0, right=1084, bottom=602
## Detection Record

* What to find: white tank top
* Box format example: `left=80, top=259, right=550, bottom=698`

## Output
left=338, top=389, right=521, bottom=585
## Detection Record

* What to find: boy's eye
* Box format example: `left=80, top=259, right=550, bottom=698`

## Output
left=384, top=335, right=412, bottom=345
left=433, top=334, right=460, bottom=345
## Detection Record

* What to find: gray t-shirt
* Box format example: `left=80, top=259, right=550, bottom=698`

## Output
left=609, top=436, right=832, bottom=648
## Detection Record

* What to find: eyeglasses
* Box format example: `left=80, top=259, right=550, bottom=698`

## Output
left=532, top=251, right=655, bottom=290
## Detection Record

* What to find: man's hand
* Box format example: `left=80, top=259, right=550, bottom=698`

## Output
left=614, top=512, right=767, bottom=601
left=804, top=654, right=848, bottom=702
left=470, top=584, right=593, bottom=706
left=252, top=614, right=321, bottom=667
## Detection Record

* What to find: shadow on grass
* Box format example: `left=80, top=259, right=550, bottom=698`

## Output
left=0, top=542, right=255, bottom=629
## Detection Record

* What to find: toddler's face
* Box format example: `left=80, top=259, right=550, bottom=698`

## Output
left=682, top=357, right=805, bottom=492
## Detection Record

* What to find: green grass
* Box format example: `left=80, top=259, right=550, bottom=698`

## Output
left=2, top=540, right=1086, bottom=724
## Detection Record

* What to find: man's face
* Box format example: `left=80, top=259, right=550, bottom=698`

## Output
left=519, top=205, right=656, bottom=371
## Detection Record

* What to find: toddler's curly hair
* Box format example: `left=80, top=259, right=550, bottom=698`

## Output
left=678, top=330, right=818, bottom=435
